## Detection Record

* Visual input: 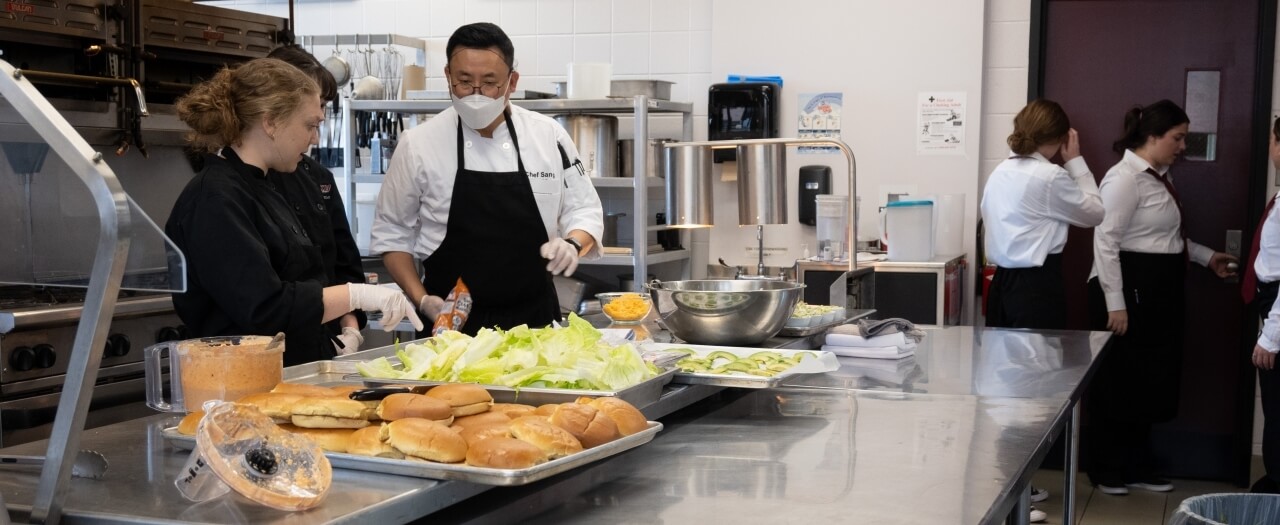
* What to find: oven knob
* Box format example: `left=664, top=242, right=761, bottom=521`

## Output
left=33, top=344, right=56, bottom=369
left=9, top=346, right=34, bottom=372
left=156, top=327, right=182, bottom=343
left=104, top=334, right=131, bottom=358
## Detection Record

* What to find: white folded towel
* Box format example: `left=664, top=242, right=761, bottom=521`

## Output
left=825, top=332, right=916, bottom=349
left=821, top=345, right=915, bottom=359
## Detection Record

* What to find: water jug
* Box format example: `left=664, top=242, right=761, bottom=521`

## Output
left=880, top=200, right=935, bottom=261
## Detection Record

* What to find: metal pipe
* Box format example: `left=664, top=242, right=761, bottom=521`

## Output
left=16, top=70, right=149, bottom=117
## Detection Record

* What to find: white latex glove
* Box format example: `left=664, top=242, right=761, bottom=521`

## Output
left=541, top=238, right=579, bottom=277
left=334, top=326, right=364, bottom=356
left=347, top=283, right=424, bottom=332
left=419, top=294, right=445, bottom=323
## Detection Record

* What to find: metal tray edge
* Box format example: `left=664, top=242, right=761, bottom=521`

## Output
left=354, top=367, right=677, bottom=401
left=161, top=421, right=663, bottom=486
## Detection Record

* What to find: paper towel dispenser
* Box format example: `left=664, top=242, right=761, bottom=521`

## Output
left=708, top=82, right=779, bottom=163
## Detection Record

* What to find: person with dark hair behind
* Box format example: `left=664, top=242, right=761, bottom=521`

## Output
left=982, top=99, right=1104, bottom=329
left=266, top=44, right=368, bottom=355
left=165, top=58, right=422, bottom=367
left=371, top=23, right=603, bottom=334
left=1085, top=99, right=1237, bottom=495
left=1244, top=116, right=1280, bottom=494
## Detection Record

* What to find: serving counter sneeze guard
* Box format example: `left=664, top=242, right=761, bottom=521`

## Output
left=0, top=58, right=186, bottom=524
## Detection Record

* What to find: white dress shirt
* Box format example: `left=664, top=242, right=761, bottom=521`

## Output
left=370, top=105, right=604, bottom=260
left=1255, top=195, right=1280, bottom=352
left=981, top=152, right=1104, bottom=268
left=1090, top=149, right=1214, bottom=311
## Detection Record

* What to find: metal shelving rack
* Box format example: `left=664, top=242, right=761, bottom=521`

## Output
left=343, top=96, right=695, bottom=292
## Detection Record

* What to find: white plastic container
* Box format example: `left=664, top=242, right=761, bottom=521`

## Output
left=933, top=193, right=965, bottom=256
left=815, top=195, right=849, bottom=262
left=882, top=200, right=934, bottom=261
left=567, top=63, right=611, bottom=99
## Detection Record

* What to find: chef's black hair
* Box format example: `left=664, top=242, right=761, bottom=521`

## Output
left=1273, top=115, right=1280, bottom=142
left=447, top=22, right=515, bottom=71
left=268, top=44, right=339, bottom=103
left=1111, top=99, right=1190, bottom=154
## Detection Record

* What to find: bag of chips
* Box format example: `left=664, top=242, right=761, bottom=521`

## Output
left=431, top=278, right=472, bottom=336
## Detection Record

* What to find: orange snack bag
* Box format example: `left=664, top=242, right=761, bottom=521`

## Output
left=432, top=278, right=472, bottom=336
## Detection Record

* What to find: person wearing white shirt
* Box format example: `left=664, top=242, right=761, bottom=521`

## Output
left=1085, top=99, right=1237, bottom=496
left=1245, top=117, right=1280, bottom=493
left=982, top=99, right=1104, bottom=330
left=371, top=23, right=604, bottom=334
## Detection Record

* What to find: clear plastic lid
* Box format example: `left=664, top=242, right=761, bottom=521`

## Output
left=194, top=402, right=332, bottom=511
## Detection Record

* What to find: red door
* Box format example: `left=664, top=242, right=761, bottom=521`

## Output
left=1039, top=0, right=1275, bottom=483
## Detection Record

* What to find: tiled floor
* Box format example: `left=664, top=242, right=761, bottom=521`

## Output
left=1025, top=457, right=1259, bottom=524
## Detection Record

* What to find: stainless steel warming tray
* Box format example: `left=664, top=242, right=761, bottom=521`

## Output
left=163, top=421, right=663, bottom=486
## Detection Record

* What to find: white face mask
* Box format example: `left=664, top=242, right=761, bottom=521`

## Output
left=452, top=79, right=509, bottom=130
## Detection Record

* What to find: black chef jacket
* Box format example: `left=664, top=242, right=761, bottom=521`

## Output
left=166, top=149, right=333, bottom=366
left=267, top=155, right=368, bottom=342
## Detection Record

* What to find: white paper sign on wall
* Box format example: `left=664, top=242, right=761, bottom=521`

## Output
left=916, top=92, right=967, bottom=155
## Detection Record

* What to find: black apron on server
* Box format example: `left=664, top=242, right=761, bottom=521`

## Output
left=1087, top=251, right=1186, bottom=422
left=987, top=253, right=1067, bottom=330
left=420, top=112, right=560, bottom=335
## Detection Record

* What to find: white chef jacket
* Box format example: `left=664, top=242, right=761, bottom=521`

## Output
left=1090, top=149, right=1214, bottom=312
left=1254, top=195, right=1280, bottom=352
left=371, top=105, right=604, bottom=261
left=981, top=152, right=1104, bottom=268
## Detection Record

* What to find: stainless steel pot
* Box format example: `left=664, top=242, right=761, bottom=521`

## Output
left=554, top=114, right=618, bottom=177
left=618, top=138, right=675, bottom=178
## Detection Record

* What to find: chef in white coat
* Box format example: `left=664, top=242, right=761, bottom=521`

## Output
left=371, top=22, right=603, bottom=335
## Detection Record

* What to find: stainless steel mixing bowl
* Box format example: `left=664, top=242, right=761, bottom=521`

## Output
left=645, top=280, right=805, bottom=346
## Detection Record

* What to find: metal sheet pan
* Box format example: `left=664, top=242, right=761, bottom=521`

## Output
left=163, top=421, right=663, bottom=486
left=352, top=367, right=677, bottom=408
left=642, top=343, right=839, bottom=389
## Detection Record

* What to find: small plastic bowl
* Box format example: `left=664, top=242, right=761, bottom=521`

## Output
left=596, top=292, right=652, bottom=324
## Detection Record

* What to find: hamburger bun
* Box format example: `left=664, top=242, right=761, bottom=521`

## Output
left=465, top=437, right=547, bottom=469
left=451, top=411, right=512, bottom=430
left=176, top=411, right=204, bottom=436
left=290, top=397, right=371, bottom=429
left=278, top=424, right=355, bottom=453
left=509, top=415, right=583, bottom=458
left=235, top=392, right=305, bottom=424
left=458, top=422, right=513, bottom=447
left=385, top=418, right=468, bottom=463
left=490, top=403, right=536, bottom=419
left=534, top=404, right=559, bottom=417
left=329, top=385, right=381, bottom=411
left=271, top=382, right=341, bottom=398
left=579, top=397, right=649, bottom=436
left=347, top=425, right=404, bottom=459
left=548, top=403, right=621, bottom=448
left=375, top=393, right=454, bottom=423
left=425, top=384, right=493, bottom=417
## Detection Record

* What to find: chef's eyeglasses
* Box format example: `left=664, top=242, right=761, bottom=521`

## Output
left=451, top=75, right=511, bottom=98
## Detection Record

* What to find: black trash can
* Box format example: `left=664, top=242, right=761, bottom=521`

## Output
left=1168, top=494, right=1280, bottom=525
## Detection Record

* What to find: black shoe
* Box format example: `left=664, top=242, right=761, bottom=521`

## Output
left=1125, top=476, right=1174, bottom=492
left=1252, top=476, right=1280, bottom=494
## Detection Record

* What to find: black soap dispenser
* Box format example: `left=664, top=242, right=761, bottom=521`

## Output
left=798, top=165, right=832, bottom=225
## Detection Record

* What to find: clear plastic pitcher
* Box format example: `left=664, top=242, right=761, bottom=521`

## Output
left=143, top=335, right=284, bottom=412
left=881, top=200, right=934, bottom=261
left=815, top=195, right=849, bottom=262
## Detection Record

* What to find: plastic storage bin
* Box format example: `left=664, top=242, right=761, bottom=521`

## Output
left=1167, top=493, right=1280, bottom=525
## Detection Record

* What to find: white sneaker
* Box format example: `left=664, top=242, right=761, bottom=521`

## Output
left=1029, top=506, right=1047, bottom=523
left=1030, top=485, right=1049, bottom=503
left=1126, top=477, right=1174, bottom=492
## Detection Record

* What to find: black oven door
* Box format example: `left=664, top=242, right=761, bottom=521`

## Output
left=1, top=376, right=156, bottom=449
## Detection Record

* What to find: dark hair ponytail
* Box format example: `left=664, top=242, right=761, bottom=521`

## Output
left=1111, top=99, right=1189, bottom=153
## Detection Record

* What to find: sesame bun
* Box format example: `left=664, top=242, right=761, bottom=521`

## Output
left=509, top=415, right=583, bottom=458
left=347, top=425, right=404, bottom=459
left=458, top=422, right=513, bottom=447
left=489, top=403, right=537, bottom=419
left=375, top=393, right=454, bottom=423
left=278, top=424, right=355, bottom=453
left=271, top=382, right=341, bottom=398
left=548, top=403, right=620, bottom=448
left=580, top=397, right=649, bottom=436
left=385, top=418, right=468, bottom=463
left=451, top=411, right=512, bottom=430
left=177, top=411, right=204, bottom=436
left=465, top=437, right=547, bottom=469
left=235, top=392, right=305, bottom=424
left=290, top=397, right=371, bottom=429
left=425, top=384, right=493, bottom=417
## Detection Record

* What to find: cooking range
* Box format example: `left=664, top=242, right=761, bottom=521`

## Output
left=0, top=285, right=185, bottom=447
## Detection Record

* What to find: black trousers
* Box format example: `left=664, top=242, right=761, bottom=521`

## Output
left=986, top=253, right=1066, bottom=330
left=1255, top=280, right=1280, bottom=492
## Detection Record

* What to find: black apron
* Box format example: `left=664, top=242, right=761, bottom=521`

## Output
left=420, top=112, right=560, bottom=335
left=986, top=253, right=1066, bottom=330
left=1087, top=251, right=1186, bottom=422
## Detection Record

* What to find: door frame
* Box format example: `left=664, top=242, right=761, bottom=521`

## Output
left=1028, top=0, right=1278, bottom=486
